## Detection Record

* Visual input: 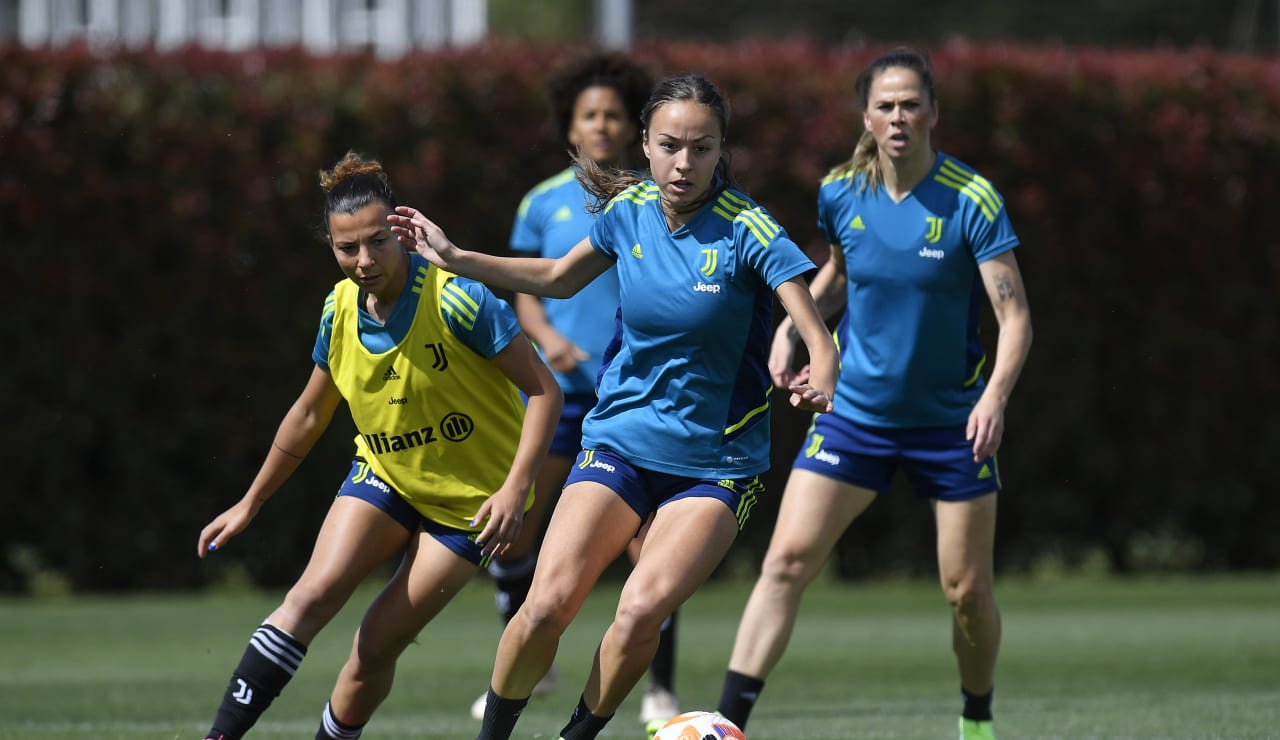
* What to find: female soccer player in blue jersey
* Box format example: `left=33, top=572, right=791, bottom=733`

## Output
left=391, top=73, right=840, bottom=740
left=715, top=48, right=1033, bottom=740
left=471, top=52, right=684, bottom=732
left=196, top=151, right=561, bottom=740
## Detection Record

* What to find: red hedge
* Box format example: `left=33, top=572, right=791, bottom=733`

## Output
left=2, top=40, right=1278, bottom=591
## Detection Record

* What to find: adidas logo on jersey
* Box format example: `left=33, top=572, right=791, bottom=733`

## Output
left=382, top=365, right=401, bottom=381
left=693, top=281, right=721, bottom=294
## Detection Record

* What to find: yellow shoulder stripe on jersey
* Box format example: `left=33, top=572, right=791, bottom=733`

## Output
left=934, top=159, right=1002, bottom=223
left=820, top=169, right=855, bottom=186
left=963, top=352, right=987, bottom=388
left=713, top=191, right=782, bottom=247
left=711, top=191, right=745, bottom=222
left=941, top=159, right=1002, bottom=210
left=441, top=278, right=479, bottom=330
left=604, top=182, right=659, bottom=214
left=411, top=264, right=428, bottom=295
left=320, top=290, right=337, bottom=340
left=738, top=207, right=781, bottom=246
left=517, top=167, right=577, bottom=219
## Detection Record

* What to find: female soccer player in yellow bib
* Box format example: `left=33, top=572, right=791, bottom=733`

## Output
left=197, top=151, right=561, bottom=740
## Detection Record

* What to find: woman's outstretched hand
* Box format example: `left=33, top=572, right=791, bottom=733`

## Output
left=388, top=206, right=459, bottom=268
left=788, top=382, right=833, bottom=413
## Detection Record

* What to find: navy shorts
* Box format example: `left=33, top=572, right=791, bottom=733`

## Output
left=549, top=393, right=596, bottom=458
left=791, top=414, right=1000, bottom=501
left=564, top=448, right=762, bottom=530
left=336, top=459, right=490, bottom=566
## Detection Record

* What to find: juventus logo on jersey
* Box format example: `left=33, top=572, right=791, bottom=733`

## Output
left=699, top=248, right=718, bottom=276
left=424, top=343, right=449, bottom=371
left=925, top=216, right=944, bottom=243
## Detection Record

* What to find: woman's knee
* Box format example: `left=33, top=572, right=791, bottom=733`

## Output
left=611, top=590, right=672, bottom=644
left=349, top=627, right=407, bottom=673
left=274, top=577, right=356, bottom=633
left=518, top=588, right=580, bottom=635
left=759, top=543, right=824, bottom=588
left=942, top=577, right=995, bottom=617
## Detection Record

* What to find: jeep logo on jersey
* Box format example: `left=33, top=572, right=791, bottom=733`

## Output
left=699, top=248, right=719, bottom=276
left=440, top=412, right=474, bottom=442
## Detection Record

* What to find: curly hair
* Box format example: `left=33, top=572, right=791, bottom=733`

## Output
left=317, top=150, right=398, bottom=236
left=544, top=51, right=654, bottom=148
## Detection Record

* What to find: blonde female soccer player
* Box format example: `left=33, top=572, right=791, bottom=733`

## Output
left=716, top=47, right=1033, bottom=740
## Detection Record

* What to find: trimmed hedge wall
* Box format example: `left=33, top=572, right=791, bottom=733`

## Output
left=2, top=40, right=1277, bottom=592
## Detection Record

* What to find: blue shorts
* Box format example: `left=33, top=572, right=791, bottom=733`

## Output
left=549, top=393, right=596, bottom=458
left=564, top=448, right=762, bottom=530
left=791, top=414, right=1000, bottom=501
left=336, top=459, right=490, bottom=566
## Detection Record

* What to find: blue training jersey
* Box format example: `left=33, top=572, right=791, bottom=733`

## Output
left=313, top=253, right=521, bottom=367
left=510, top=167, right=620, bottom=395
left=819, top=152, right=1019, bottom=428
left=586, top=181, right=815, bottom=478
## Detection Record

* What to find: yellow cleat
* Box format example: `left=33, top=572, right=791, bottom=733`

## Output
left=959, top=717, right=996, bottom=740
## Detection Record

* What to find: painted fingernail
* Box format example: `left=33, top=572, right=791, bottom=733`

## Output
left=207, top=543, right=218, bottom=552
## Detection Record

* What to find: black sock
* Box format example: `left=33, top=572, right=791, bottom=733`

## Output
left=557, top=694, right=613, bottom=740
left=648, top=609, right=678, bottom=692
left=315, top=701, right=364, bottom=739
left=207, top=623, right=307, bottom=740
left=716, top=669, right=765, bottom=730
left=475, top=687, right=529, bottom=740
left=490, top=554, right=536, bottom=624
left=962, top=686, right=994, bottom=722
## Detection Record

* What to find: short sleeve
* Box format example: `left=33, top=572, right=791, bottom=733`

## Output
left=587, top=210, right=619, bottom=260
left=509, top=188, right=544, bottom=255
left=967, top=192, right=1019, bottom=264
left=311, top=289, right=337, bottom=371
left=736, top=206, right=815, bottom=289
left=440, top=276, right=522, bottom=358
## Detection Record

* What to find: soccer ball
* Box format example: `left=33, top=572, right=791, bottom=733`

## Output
left=651, top=710, right=746, bottom=740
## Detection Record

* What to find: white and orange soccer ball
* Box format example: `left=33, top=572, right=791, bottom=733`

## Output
left=651, top=710, right=746, bottom=740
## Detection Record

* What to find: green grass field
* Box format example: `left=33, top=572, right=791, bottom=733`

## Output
left=0, top=573, right=1277, bottom=739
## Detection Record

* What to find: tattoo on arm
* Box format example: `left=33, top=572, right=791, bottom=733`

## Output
left=273, top=441, right=304, bottom=459
left=994, top=272, right=1015, bottom=302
